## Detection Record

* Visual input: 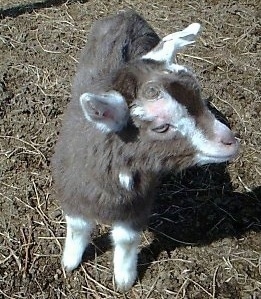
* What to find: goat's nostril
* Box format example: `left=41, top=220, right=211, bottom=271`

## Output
left=222, top=140, right=233, bottom=146
left=213, top=120, right=239, bottom=148
left=220, top=136, right=237, bottom=146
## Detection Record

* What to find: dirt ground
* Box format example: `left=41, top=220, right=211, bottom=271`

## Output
left=0, top=0, right=260, bottom=298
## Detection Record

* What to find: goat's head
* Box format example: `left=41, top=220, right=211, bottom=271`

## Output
left=79, top=23, right=239, bottom=170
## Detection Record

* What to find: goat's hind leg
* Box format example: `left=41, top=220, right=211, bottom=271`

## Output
left=62, top=215, right=94, bottom=271
left=111, top=222, right=141, bottom=291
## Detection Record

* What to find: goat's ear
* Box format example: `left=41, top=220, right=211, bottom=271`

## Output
left=142, top=23, right=201, bottom=68
left=80, top=91, right=129, bottom=133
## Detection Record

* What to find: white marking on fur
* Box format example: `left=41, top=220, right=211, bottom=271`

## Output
left=119, top=172, right=134, bottom=191
left=144, top=91, right=187, bottom=123
left=159, top=98, right=208, bottom=153
left=131, top=105, right=146, bottom=118
left=156, top=100, right=237, bottom=164
left=136, top=90, right=234, bottom=164
left=62, top=216, right=94, bottom=271
left=111, top=223, right=141, bottom=291
left=132, top=92, right=202, bottom=146
left=130, top=105, right=155, bottom=121
left=168, top=63, right=187, bottom=73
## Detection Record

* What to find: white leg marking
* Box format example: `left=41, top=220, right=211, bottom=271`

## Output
left=119, top=172, right=134, bottom=191
left=62, top=216, right=94, bottom=271
left=111, top=223, right=141, bottom=291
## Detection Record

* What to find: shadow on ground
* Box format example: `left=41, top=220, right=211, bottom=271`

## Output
left=0, top=0, right=88, bottom=18
left=139, top=167, right=260, bottom=278
left=83, top=162, right=260, bottom=280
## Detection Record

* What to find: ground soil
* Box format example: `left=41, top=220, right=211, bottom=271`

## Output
left=0, top=0, right=260, bottom=298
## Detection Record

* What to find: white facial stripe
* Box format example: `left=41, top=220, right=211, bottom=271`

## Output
left=132, top=90, right=237, bottom=165
left=119, top=172, right=134, bottom=191
left=167, top=101, right=204, bottom=140
left=144, top=91, right=187, bottom=124
left=163, top=100, right=209, bottom=152
left=131, top=91, right=225, bottom=161
left=140, top=92, right=210, bottom=153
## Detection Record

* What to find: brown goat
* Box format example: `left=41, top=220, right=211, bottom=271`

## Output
left=52, top=10, right=239, bottom=291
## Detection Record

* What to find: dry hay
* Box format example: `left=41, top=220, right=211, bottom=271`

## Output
left=0, top=0, right=260, bottom=298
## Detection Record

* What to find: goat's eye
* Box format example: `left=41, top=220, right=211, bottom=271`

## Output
left=142, top=82, right=161, bottom=100
left=152, top=124, right=170, bottom=133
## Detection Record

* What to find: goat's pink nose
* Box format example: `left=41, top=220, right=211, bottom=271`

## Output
left=214, top=120, right=237, bottom=146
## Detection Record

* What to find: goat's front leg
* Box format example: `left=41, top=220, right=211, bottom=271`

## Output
left=111, top=222, right=141, bottom=291
left=62, top=215, right=94, bottom=271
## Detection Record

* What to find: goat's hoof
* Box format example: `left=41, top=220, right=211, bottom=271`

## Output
left=62, top=251, right=82, bottom=272
left=114, top=269, right=137, bottom=292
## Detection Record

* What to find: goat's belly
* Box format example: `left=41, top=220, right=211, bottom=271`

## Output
left=61, top=187, right=155, bottom=230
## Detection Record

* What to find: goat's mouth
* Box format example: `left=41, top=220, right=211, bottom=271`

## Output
left=195, top=141, right=240, bottom=165
left=207, top=153, right=238, bottom=162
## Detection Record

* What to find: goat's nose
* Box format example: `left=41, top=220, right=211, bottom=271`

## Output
left=214, top=119, right=237, bottom=146
left=220, top=131, right=237, bottom=146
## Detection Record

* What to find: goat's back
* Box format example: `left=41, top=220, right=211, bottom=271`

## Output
left=74, top=10, right=160, bottom=95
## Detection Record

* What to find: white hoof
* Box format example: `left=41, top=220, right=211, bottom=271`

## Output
left=62, top=216, right=94, bottom=272
left=114, top=268, right=137, bottom=292
left=62, top=247, right=83, bottom=272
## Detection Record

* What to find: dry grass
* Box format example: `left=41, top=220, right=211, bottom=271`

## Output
left=0, top=0, right=260, bottom=298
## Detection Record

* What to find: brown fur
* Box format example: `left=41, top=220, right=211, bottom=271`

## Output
left=52, top=11, right=211, bottom=230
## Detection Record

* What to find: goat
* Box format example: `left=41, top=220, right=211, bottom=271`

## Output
left=51, top=10, right=239, bottom=291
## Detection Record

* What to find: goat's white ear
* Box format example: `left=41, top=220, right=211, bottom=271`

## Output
left=80, top=91, right=129, bottom=133
left=142, top=23, right=201, bottom=67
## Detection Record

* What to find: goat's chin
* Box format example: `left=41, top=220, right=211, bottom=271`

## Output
left=194, top=139, right=240, bottom=166
left=194, top=151, right=238, bottom=166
